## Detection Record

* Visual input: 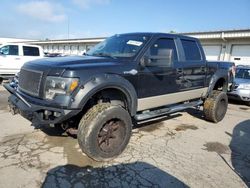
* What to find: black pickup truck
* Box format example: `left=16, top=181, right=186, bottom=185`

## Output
left=4, top=33, right=234, bottom=161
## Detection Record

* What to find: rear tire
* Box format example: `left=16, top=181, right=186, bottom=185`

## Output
left=77, top=103, right=132, bottom=161
left=203, top=91, right=228, bottom=123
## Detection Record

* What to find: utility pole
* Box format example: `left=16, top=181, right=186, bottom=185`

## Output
left=67, top=16, right=70, bottom=39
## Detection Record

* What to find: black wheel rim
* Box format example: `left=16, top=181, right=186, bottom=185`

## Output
left=97, top=119, right=126, bottom=153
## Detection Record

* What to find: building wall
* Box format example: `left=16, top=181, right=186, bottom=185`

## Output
left=4, top=29, right=249, bottom=66
left=200, top=38, right=250, bottom=65
left=0, top=38, right=34, bottom=45
left=40, top=43, right=97, bottom=55
left=30, top=38, right=105, bottom=56
left=35, top=38, right=250, bottom=66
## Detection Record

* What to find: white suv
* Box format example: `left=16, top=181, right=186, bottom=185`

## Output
left=0, top=43, right=44, bottom=82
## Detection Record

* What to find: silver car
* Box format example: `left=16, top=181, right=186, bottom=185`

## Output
left=228, top=65, right=250, bottom=106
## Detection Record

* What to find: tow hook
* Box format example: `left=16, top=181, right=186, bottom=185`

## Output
left=8, top=104, right=19, bottom=115
left=66, top=128, right=78, bottom=136
left=61, top=122, right=78, bottom=136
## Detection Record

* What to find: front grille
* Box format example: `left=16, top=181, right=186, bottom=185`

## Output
left=19, top=68, right=43, bottom=96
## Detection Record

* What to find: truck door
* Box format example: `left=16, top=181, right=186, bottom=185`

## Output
left=137, top=37, right=182, bottom=111
left=179, top=39, right=206, bottom=90
left=0, top=44, right=20, bottom=74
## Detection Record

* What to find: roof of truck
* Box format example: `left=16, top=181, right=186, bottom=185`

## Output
left=116, top=32, right=199, bottom=40
left=0, top=43, right=42, bottom=48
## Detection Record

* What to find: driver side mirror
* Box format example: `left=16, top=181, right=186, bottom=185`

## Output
left=140, top=55, right=151, bottom=67
left=141, top=49, right=173, bottom=67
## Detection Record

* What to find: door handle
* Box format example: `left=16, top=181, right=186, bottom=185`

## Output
left=15, top=58, right=20, bottom=60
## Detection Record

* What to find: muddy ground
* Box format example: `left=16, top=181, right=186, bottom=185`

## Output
left=0, top=86, right=249, bottom=187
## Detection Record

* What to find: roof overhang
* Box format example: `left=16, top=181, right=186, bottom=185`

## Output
left=182, top=29, right=250, bottom=40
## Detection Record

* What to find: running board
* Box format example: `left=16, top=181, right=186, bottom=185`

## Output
left=135, top=100, right=203, bottom=121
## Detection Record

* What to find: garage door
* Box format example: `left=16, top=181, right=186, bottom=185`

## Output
left=59, top=45, right=64, bottom=53
left=230, top=45, right=250, bottom=66
left=64, top=45, right=70, bottom=54
left=202, top=45, right=222, bottom=61
left=70, top=45, right=78, bottom=55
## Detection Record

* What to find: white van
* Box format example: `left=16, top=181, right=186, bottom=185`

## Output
left=0, top=43, right=44, bottom=82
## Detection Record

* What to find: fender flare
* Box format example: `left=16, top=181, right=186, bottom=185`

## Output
left=206, top=69, right=229, bottom=97
left=70, top=74, right=138, bottom=116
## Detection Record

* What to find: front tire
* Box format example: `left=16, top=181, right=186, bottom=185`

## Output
left=203, top=91, right=228, bottom=123
left=77, top=103, right=132, bottom=161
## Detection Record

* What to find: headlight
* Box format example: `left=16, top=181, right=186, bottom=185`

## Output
left=45, top=76, right=79, bottom=100
left=238, top=84, right=250, bottom=90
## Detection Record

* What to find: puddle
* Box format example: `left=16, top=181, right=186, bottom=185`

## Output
left=175, top=124, right=198, bottom=131
left=0, top=106, right=9, bottom=113
left=239, top=107, right=250, bottom=111
left=138, top=122, right=164, bottom=132
left=0, top=129, right=102, bottom=171
left=44, top=133, right=100, bottom=167
left=0, top=90, right=10, bottom=112
left=203, top=142, right=230, bottom=154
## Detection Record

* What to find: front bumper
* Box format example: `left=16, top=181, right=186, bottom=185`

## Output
left=4, top=84, right=81, bottom=125
left=228, top=89, right=250, bottom=102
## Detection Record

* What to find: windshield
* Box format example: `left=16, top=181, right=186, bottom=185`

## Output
left=236, top=68, right=250, bottom=79
left=86, top=34, right=150, bottom=59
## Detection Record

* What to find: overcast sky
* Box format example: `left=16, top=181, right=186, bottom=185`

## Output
left=0, top=0, right=249, bottom=40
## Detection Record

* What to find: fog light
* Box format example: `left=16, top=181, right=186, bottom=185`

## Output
left=44, top=110, right=52, bottom=116
left=54, top=112, right=61, bottom=117
left=49, top=124, right=55, bottom=128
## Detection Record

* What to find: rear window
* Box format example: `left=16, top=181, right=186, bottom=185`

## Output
left=23, top=46, right=40, bottom=56
left=181, top=39, right=202, bottom=61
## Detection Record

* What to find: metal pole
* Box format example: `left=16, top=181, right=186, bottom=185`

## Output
left=67, top=16, right=70, bottom=39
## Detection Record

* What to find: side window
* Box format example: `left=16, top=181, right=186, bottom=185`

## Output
left=23, top=46, right=40, bottom=56
left=181, top=39, right=202, bottom=61
left=147, top=38, right=177, bottom=66
left=0, top=45, right=18, bottom=56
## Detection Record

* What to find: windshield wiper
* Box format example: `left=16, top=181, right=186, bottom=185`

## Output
left=92, top=52, right=117, bottom=59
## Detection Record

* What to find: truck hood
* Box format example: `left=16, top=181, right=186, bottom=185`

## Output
left=26, top=55, right=122, bottom=69
left=235, top=78, right=250, bottom=85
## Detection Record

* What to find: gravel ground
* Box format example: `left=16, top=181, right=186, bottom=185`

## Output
left=0, top=85, right=249, bottom=188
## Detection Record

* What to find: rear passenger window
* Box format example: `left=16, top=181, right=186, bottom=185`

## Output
left=181, top=40, right=202, bottom=61
left=23, top=46, right=40, bottom=56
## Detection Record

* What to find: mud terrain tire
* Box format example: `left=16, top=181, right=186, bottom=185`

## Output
left=77, top=103, right=132, bottom=161
left=204, top=91, right=228, bottom=123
